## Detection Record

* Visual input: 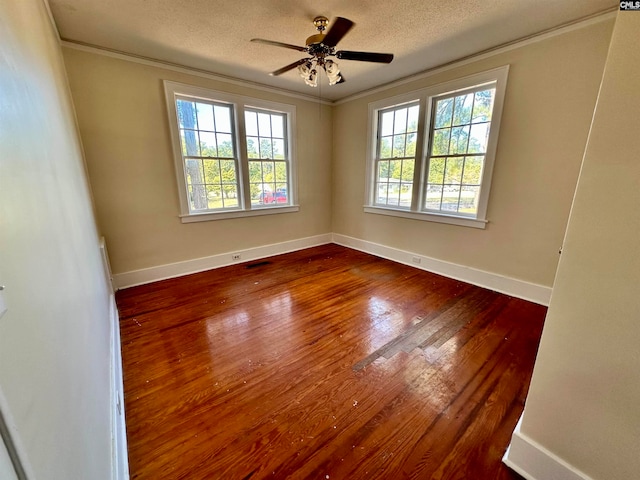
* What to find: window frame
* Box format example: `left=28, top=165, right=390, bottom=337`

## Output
left=364, top=66, right=509, bottom=229
left=164, top=81, right=298, bottom=223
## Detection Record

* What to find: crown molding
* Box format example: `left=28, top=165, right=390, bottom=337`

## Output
left=55, top=6, right=616, bottom=107
left=333, top=8, right=617, bottom=105
left=59, top=40, right=334, bottom=105
left=42, top=0, right=61, bottom=41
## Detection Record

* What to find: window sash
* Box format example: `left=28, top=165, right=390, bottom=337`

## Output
left=165, top=81, right=297, bottom=220
left=423, top=85, right=496, bottom=217
left=365, top=66, right=508, bottom=227
left=373, top=101, right=420, bottom=209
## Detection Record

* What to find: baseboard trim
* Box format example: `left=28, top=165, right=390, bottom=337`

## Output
left=331, top=234, right=551, bottom=306
left=113, top=233, right=333, bottom=289
left=109, top=295, right=129, bottom=480
left=112, top=233, right=551, bottom=305
left=503, top=416, right=593, bottom=480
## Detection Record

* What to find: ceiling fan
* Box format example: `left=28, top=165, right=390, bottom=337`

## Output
left=251, top=16, right=394, bottom=87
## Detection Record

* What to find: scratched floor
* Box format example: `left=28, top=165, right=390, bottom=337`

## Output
left=116, top=244, right=540, bottom=479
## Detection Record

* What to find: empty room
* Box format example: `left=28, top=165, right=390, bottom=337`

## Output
left=1, top=1, right=639, bottom=479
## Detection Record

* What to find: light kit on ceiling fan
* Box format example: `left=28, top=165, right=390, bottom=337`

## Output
left=251, top=16, right=393, bottom=87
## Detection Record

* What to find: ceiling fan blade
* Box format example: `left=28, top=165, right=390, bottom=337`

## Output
left=251, top=38, right=307, bottom=52
left=322, top=17, right=354, bottom=47
left=270, top=59, right=308, bottom=76
left=336, top=50, right=394, bottom=63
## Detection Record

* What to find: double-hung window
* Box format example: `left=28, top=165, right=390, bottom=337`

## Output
left=365, top=66, right=508, bottom=228
left=164, top=81, right=297, bottom=222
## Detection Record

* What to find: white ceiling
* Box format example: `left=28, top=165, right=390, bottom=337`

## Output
left=49, top=0, right=617, bottom=101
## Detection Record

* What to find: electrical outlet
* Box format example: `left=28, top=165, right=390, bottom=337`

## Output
left=412, top=256, right=421, bottom=265
left=232, top=254, right=241, bottom=261
left=0, top=286, right=6, bottom=319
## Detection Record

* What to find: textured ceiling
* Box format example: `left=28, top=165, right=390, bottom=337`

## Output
left=49, top=0, right=617, bottom=101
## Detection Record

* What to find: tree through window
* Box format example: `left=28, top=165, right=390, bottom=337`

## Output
left=165, top=81, right=297, bottom=221
left=366, top=67, right=508, bottom=228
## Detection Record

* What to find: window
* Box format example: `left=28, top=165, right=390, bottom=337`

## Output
left=164, top=81, right=297, bottom=222
left=365, top=67, right=508, bottom=228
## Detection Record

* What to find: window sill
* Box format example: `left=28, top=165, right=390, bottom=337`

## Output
left=363, top=206, right=488, bottom=229
left=180, top=205, right=299, bottom=223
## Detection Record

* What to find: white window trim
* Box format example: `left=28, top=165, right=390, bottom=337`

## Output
left=164, top=80, right=298, bottom=222
left=364, top=66, right=509, bottom=229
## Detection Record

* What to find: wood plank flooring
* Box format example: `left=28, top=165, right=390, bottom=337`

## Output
left=116, top=244, right=544, bottom=479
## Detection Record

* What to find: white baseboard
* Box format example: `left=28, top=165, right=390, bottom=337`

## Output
left=109, top=295, right=129, bottom=480
left=331, top=233, right=551, bottom=306
left=503, top=416, right=593, bottom=480
left=113, top=233, right=333, bottom=289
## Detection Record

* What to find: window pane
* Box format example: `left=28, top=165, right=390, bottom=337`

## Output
left=203, top=159, right=220, bottom=184
left=459, top=186, right=480, bottom=214
left=216, top=134, right=233, bottom=157
left=406, top=133, right=417, bottom=156
left=392, top=134, right=406, bottom=158
left=275, top=162, right=287, bottom=183
left=196, top=103, right=215, bottom=131
left=188, top=184, right=208, bottom=211
left=259, top=138, right=273, bottom=159
left=432, top=128, right=450, bottom=156
left=376, top=182, right=389, bottom=204
left=185, top=159, right=202, bottom=186
left=246, top=137, right=259, bottom=158
left=379, top=137, right=392, bottom=159
left=434, top=97, right=453, bottom=128
left=472, top=89, right=495, bottom=123
left=275, top=184, right=288, bottom=204
left=468, top=123, right=489, bottom=154
left=180, top=130, right=199, bottom=156
left=380, top=111, right=394, bottom=137
left=206, top=185, right=221, bottom=209
left=462, top=156, right=484, bottom=185
left=400, top=183, right=413, bottom=207
left=177, top=99, right=197, bottom=129
left=427, top=158, right=445, bottom=185
left=271, top=115, right=284, bottom=138
left=441, top=186, right=461, bottom=211
left=444, top=157, right=464, bottom=184
left=257, top=113, right=272, bottom=137
left=248, top=161, right=262, bottom=183
left=220, top=160, right=236, bottom=184
left=449, top=126, right=470, bottom=154
left=394, top=107, right=408, bottom=134
left=425, top=185, right=443, bottom=210
left=199, top=131, right=217, bottom=156
left=378, top=160, right=390, bottom=181
left=262, top=161, right=275, bottom=181
left=407, top=105, right=419, bottom=133
left=273, top=139, right=285, bottom=159
left=453, top=93, right=473, bottom=126
left=245, top=111, right=258, bottom=136
left=389, top=160, right=402, bottom=183
left=222, top=187, right=239, bottom=208
left=401, top=159, right=414, bottom=182
left=214, top=105, right=232, bottom=133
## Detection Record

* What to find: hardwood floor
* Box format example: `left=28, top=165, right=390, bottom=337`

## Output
left=116, top=244, right=544, bottom=479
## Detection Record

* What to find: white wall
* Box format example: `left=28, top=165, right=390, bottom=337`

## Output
left=0, top=0, right=113, bottom=478
left=506, top=11, right=640, bottom=480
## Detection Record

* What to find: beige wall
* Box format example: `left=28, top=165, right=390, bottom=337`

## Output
left=519, top=12, right=640, bottom=479
left=0, top=0, right=112, bottom=478
left=332, top=19, right=614, bottom=288
left=63, top=48, right=333, bottom=275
